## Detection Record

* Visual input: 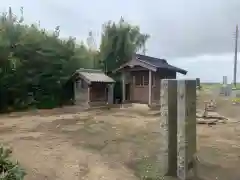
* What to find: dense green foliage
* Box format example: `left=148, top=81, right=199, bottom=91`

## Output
left=100, top=18, right=149, bottom=72
left=0, top=8, right=149, bottom=112
left=0, top=146, right=26, bottom=180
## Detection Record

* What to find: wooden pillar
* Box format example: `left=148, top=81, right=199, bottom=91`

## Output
left=160, top=79, right=178, bottom=176
left=177, top=80, right=197, bottom=180
left=73, top=81, right=77, bottom=102
left=148, top=70, right=152, bottom=105
left=131, top=74, right=135, bottom=101
left=108, top=84, right=114, bottom=104
left=87, top=86, right=90, bottom=103
left=122, top=72, right=126, bottom=103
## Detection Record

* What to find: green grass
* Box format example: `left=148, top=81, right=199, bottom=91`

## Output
left=201, top=83, right=240, bottom=90
left=127, top=156, right=163, bottom=180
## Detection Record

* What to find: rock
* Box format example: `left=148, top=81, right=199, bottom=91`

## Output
left=197, top=118, right=218, bottom=125
left=196, top=110, right=228, bottom=125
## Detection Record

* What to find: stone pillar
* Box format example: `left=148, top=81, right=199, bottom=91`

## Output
left=122, top=72, right=126, bottom=103
left=223, top=76, right=227, bottom=86
left=196, top=78, right=200, bottom=89
left=148, top=70, right=152, bottom=105
left=108, top=84, right=114, bottom=105
left=160, top=79, right=178, bottom=176
left=177, top=80, right=197, bottom=180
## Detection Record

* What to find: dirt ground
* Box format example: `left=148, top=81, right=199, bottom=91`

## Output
left=0, top=90, right=240, bottom=180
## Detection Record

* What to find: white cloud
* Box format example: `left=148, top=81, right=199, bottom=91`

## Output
left=171, top=53, right=239, bottom=82
left=1, top=0, right=240, bottom=82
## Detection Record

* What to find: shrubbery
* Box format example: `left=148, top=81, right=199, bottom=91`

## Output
left=0, top=146, right=26, bottom=180
left=0, top=8, right=148, bottom=112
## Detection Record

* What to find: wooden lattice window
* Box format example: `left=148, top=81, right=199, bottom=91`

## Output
left=135, top=74, right=150, bottom=87
left=135, top=74, right=144, bottom=86
left=143, top=76, right=149, bottom=86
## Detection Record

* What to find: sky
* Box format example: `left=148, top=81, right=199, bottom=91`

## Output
left=1, top=0, right=240, bottom=82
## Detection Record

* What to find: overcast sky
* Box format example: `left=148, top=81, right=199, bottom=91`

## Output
left=1, top=0, right=240, bottom=82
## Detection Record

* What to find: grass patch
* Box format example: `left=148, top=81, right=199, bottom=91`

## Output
left=126, top=156, right=163, bottom=180
left=74, top=121, right=118, bottom=151
left=0, top=146, right=26, bottom=180
left=82, top=142, right=108, bottom=151
left=201, top=83, right=240, bottom=90
left=232, top=98, right=240, bottom=103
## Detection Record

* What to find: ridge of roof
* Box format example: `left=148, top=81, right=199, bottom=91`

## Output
left=76, top=68, right=104, bottom=73
left=75, top=68, right=115, bottom=83
left=135, top=54, right=167, bottom=64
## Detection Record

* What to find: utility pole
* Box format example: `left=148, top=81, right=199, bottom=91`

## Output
left=233, top=25, right=239, bottom=88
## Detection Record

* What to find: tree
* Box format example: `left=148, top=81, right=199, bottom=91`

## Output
left=99, top=18, right=149, bottom=72
left=0, top=8, right=150, bottom=112
left=86, top=31, right=100, bottom=69
left=0, top=8, right=94, bottom=111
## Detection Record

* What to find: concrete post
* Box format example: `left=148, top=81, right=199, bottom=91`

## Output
left=177, top=80, right=197, bottom=180
left=223, top=76, right=227, bottom=86
left=160, top=79, right=178, bottom=176
left=196, top=78, right=200, bottom=89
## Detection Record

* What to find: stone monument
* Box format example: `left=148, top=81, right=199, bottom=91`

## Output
left=160, top=79, right=197, bottom=180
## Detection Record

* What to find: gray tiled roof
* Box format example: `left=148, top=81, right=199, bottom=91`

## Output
left=76, top=69, right=115, bottom=83
left=135, top=54, right=187, bottom=75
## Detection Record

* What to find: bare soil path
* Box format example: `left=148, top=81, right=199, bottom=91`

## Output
left=0, top=94, right=240, bottom=180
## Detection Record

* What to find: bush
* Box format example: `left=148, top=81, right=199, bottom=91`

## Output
left=0, top=146, right=26, bottom=180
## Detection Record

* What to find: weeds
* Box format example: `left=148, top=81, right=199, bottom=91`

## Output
left=0, top=146, right=26, bottom=180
